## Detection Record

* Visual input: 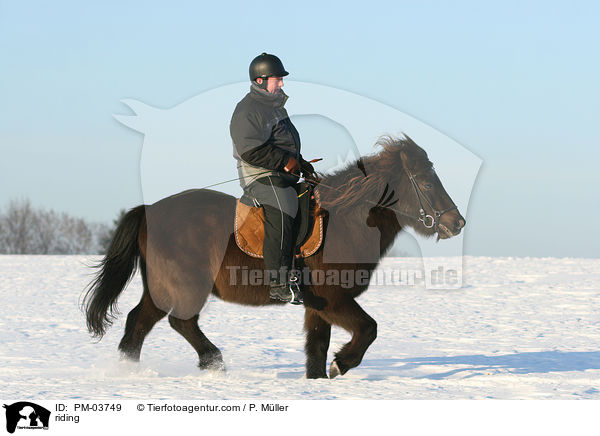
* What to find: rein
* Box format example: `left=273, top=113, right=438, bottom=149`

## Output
left=198, top=170, right=275, bottom=190
left=199, top=163, right=456, bottom=232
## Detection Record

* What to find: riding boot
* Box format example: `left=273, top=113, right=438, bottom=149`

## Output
left=269, top=280, right=293, bottom=303
left=269, top=279, right=304, bottom=305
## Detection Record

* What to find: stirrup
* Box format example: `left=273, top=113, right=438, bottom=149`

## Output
left=288, top=275, right=304, bottom=305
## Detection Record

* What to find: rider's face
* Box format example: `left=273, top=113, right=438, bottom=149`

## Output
left=258, top=77, right=284, bottom=94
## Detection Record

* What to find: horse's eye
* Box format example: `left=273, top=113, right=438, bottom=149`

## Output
left=424, top=183, right=433, bottom=189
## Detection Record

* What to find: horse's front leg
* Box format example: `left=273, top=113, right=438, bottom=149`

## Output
left=304, top=309, right=332, bottom=379
left=324, top=295, right=377, bottom=378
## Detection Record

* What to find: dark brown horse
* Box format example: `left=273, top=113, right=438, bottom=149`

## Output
left=84, top=135, right=465, bottom=379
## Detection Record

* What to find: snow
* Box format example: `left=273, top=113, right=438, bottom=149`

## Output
left=1, top=255, right=599, bottom=400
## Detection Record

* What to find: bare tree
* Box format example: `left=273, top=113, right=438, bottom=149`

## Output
left=0, top=199, right=36, bottom=254
left=0, top=199, right=117, bottom=254
left=97, top=209, right=126, bottom=254
left=31, top=209, right=57, bottom=254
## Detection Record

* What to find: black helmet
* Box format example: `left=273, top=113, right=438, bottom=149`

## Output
left=249, top=53, right=289, bottom=81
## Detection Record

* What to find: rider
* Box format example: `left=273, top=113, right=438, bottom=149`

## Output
left=230, top=52, right=316, bottom=303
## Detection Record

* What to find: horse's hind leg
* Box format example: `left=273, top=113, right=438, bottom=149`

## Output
left=168, top=314, right=225, bottom=371
left=304, top=309, right=331, bottom=379
left=118, top=288, right=167, bottom=361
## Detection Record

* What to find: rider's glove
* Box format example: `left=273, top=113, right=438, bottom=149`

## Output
left=300, top=159, right=319, bottom=182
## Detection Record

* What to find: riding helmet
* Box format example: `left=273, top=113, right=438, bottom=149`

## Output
left=249, top=53, right=289, bottom=81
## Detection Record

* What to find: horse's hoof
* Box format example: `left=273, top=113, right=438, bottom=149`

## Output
left=329, top=360, right=341, bottom=379
left=200, top=360, right=226, bottom=372
left=306, top=372, right=328, bottom=379
left=210, top=362, right=226, bottom=372
left=199, top=353, right=226, bottom=372
left=119, top=351, right=140, bottom=362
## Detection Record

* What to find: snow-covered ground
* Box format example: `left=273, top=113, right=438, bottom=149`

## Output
left=1, top=255, right=599, bottom=400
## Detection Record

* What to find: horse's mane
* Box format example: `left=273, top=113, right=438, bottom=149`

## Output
left=317, top=135, right=430, bottom=212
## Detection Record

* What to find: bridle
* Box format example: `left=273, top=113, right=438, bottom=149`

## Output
left=404, top=166, right=458, bottom=230
left=304, top=166, right=457, bottom=233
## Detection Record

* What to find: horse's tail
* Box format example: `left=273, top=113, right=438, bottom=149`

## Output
left=84, top=205, right=146, bottom=339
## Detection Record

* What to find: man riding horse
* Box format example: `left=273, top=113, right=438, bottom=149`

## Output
left=230, top=53, right=317, bottom=304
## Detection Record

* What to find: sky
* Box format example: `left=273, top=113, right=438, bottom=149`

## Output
left=1, top=0, right=599, bottom=257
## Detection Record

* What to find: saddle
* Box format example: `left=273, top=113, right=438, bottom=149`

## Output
left=234, top=182, right=323, bottom=258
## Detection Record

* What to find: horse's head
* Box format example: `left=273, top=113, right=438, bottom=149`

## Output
left=318, top=134, right=466, bottom=241
left=380, top=135, right=466, bottom=240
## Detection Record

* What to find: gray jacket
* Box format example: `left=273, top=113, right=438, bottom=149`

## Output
left=230, top=83, right=302, bottom=188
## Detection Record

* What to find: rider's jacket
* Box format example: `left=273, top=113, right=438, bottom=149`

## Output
left=230, top=83, right=302, bottom=188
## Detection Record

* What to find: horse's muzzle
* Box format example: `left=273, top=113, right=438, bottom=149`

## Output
left=438, top=214, right=466, bottom=239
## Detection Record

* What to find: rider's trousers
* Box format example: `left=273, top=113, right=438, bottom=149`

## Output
left=243, top=175, right=298, bottom=283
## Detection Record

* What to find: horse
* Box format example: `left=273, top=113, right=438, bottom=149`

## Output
left=83, top=134, right=466, bottom=379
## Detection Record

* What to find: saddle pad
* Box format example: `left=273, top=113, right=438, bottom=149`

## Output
left=234, top=199, right=323, bottom=259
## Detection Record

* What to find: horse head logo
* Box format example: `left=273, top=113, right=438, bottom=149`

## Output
left=114, top=81, right=481, bottom=288
left=3, top=402, right=51, bottom=434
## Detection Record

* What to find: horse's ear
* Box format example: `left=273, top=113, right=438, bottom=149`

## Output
left=357, top=157, right=368, bottom=178
left=401, top=132, right=416, bottom=145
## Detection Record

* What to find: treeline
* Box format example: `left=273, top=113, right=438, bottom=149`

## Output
left=0, top=199, right=121, bottom=255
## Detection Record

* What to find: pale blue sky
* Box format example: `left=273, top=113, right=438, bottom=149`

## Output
left=1, top=0, right=598, bottom=257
